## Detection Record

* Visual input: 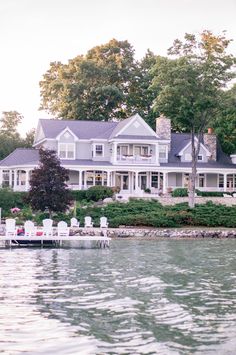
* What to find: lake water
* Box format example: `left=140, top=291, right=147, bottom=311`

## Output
left=0, top=239, right=236, bottom=354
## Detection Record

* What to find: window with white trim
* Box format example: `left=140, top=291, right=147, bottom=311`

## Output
left=94, top=144, right=104, bottom=157
left=198, top=155, right=203, bottom=161
left=59, top=143, right=75, bottom=159
left=159, top=145, right=167, bottom=159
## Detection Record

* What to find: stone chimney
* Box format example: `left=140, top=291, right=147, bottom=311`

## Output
left=203, top=128, right=217, bottom=161
left=156, top=115, right=171, bottom=140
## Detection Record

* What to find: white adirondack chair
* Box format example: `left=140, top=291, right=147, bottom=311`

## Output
left=24, top=220, right=37, bottom=237
left=84, top=216, right=93, bottom=228
left=5, top=218, right=17, bottom=237
left=100, top=217, right=109, bottom=228
left=70, top=217, right=80, bottom=228
left=42, top=219, right=53, bottom=237
left=57, top=221, right=70, bottom=237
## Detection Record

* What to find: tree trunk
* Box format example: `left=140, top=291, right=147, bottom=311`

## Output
left=188, top=129, right=200, bottom=208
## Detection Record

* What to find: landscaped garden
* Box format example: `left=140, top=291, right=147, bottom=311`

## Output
left=1, top=186, right=236, bottom=228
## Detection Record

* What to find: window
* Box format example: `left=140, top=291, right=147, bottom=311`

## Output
left=198, top=155, right=203, bottom=161
left=218, top=175, right=224, bottom=188
left=159, top=145, right=167, bottom=159
left=2, top=170, right=10, bottom=187
left=59, top=143, right=75, bottom=159
left=94, top=144, right=104, bottom=157
left=134, top=146, right=149, bottom=156
left=151, top=173, right=158, bottom=188
left=198, top=174, right=205, bottom=188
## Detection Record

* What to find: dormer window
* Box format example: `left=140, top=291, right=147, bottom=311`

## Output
left=59, top=143, right=75, bottom=159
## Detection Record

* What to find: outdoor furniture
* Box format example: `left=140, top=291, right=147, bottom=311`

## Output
left=223, top=193, right=232, bottom=198
left=42, top=218, right=53, bottom=237
left=233, top=193, right=236, bottom=198
left=84, top=216, right=93, bottom=228
left=24, top=220, right=37, bottom=237
left=100, top=217, right=109, bottom=228
left=70, top=217, right=80, bottom=228
left=57, top=221, right=70, bottom=237
left=5, top=218, right=17, bottom=237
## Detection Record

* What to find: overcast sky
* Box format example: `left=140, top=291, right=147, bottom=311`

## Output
left=0, top=0, right=236, bottom=135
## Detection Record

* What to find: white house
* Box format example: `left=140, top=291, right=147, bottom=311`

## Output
left=0, top=114, right=236, bottom=195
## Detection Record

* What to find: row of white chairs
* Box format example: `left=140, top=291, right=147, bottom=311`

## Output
left=5, top=216, right=109, bottom=238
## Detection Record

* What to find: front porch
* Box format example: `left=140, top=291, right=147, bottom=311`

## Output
left=0, top=168, right=235, bottom=195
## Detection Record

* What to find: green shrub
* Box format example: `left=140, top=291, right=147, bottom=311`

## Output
left=85, top=185, right=113, bottom=202
left=196, top=190, right=224, bottom=197
left=171, top=188, right=188, bottom=197
left=70, top=190, right=87, bottom=201
left=0, top=188, right=28, bottom=216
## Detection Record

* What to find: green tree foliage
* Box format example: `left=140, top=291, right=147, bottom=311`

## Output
left=151, top=31, right=236, bottom=207
left=213, top=85, right=236, bottom=154
left=27, top=148, right=72, bottom=216
left=39, top=39, right=157, bottom=121
left=0, top=111, right=36, bottom=160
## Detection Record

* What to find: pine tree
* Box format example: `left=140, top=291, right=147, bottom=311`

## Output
left=27, top=148, right=72, bottom=216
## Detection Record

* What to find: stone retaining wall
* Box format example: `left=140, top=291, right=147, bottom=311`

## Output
left=156, top=196, right=236, bottom=206
left=107, top=228, right=236, bottom=238
left=72, top=227, right=236, bottom=239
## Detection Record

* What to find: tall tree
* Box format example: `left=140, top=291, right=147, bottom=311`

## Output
left=27, top=149, right=72, bottom=217
left=0, top=111, right=24, bottom=160
left=151, top=31, right=236, bottom=207
left=39, top=39, right=137, bottom=120
left=213, top=85, right=236, bottom=155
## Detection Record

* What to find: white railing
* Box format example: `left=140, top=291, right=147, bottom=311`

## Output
left=116, top=155, right=155, bottom=164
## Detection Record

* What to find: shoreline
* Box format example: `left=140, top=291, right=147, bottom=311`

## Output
left=106, top=227, right=236, bottom=239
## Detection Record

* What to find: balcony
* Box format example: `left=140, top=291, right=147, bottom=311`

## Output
left=116, top=154, right=156, bottom=164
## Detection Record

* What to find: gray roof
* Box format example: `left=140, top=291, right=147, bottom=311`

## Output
left=167, top=133, right=235, bottom=168
left=37, top=119, right=120, bottom=142
left=0, top=149, right=39, bottom=166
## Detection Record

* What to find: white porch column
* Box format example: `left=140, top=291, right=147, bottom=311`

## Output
left=13, top=170, right=17, bottom=191
left=84, top=171, right=87, bottom=189
left=113, top=142, right=117, bottom=163
left=0, top=169, right=3, bottom=187
left=78, top=170, right=83, bottom=189
left=223, top=173, right=227, bottom=191
left=9, top=169, right=13, bottom=188
left=155, top=144, right=159, bottom=164
left=25, top=170, right=30, bottom=191
left=107, top=171, right=110, bottom=186
left=163, top=172, right=168, bottom=194
left=135, top=171, right=139, bottom=190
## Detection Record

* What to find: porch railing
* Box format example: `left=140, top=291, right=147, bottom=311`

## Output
left=116, top=154, right=155, bottom=164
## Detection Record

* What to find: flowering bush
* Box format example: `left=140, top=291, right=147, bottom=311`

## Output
left=10, top=207, right=21, bottom=214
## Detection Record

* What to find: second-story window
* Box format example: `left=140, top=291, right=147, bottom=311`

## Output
left=94, top=144, right=104, bottom=157
left=159, top=145, right=167, bottom=159
left=59, top=143, right=75, bottom=159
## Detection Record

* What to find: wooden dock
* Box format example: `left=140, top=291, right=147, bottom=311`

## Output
left=0, top=235, right=111, bottom=248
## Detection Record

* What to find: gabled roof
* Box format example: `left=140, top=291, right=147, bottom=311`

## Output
left=167, top=133, right=234, bottom=167
left=0, top=149, right=39, bottom=167
left=34, top=114, right=159, bottom=144
left=177, top=136, right=211, bottom=157
left=35, top=119, right=119, bottom=143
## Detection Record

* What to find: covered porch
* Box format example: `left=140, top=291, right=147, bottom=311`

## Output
left=167, top=172, right=236, bottom=192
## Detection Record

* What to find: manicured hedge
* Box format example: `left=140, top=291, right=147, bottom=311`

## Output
left=171, top=188, right=188, bottom=197
left=71, top=186, right=113, bottom=202
left=76, top=199, right=236, bottom=228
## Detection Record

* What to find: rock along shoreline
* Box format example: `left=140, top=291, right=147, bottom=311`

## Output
left=106, top=227, right=236, bottom=239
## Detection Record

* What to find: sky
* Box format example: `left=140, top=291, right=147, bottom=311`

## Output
left=0, top=0, right=236, bottom=136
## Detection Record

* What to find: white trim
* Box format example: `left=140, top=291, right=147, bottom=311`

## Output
left=33, top=138, right=55, bottom=147
left=178, top=137, right=211, bottom=157
left=58, top=142, right=76, bottom=160
left=56, top=127, right=79, bottom=141
left=114, top=113, right=160, bottom=139
left=93, top=143, right=105, bottom=158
